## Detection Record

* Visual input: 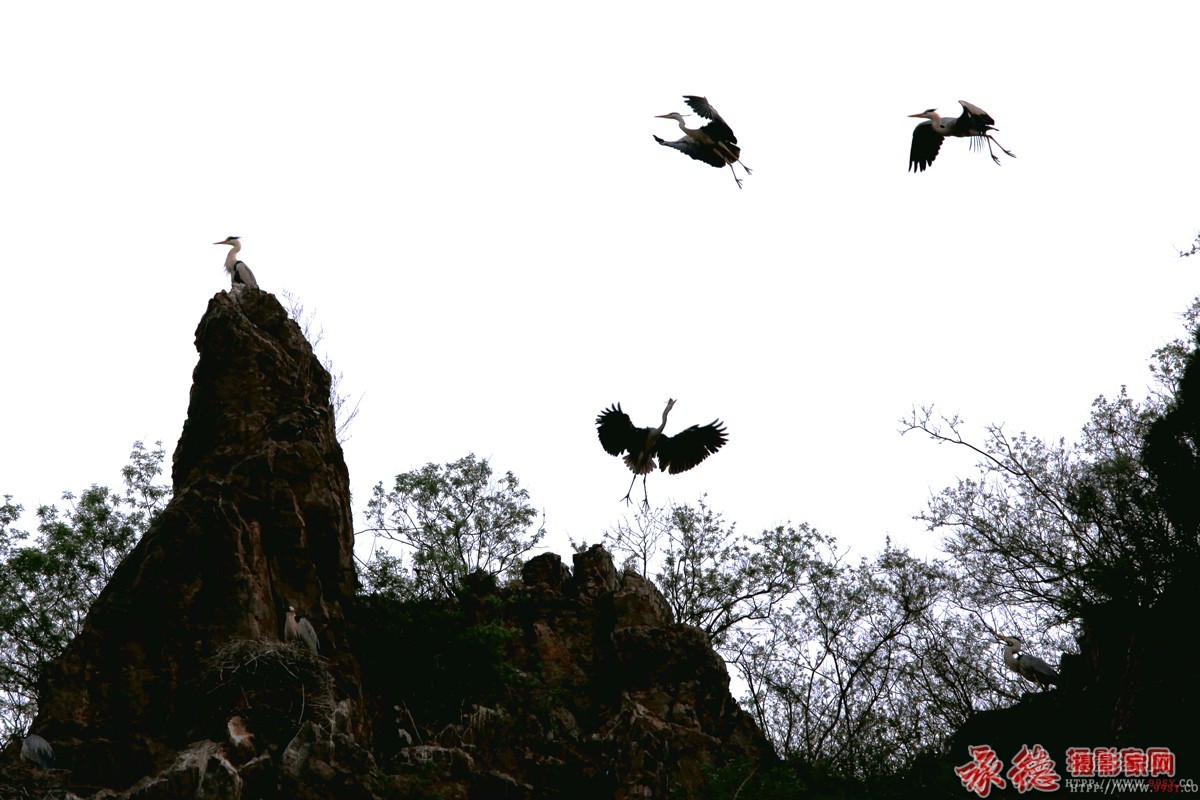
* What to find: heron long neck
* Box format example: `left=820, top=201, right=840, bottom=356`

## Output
left=676, top=117, right=700, bottom=138
left=224, top=241, right=242, bottom=272
left=1004, top=646, right=1020, bottom=668
left=933, top=113, right=957, bottom=134
left=656, top=403, right=674, bottom=435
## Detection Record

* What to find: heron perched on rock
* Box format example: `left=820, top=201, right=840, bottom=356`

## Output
left=908, top=100, right=1015, bottom=172
left=596, top=399, right=728, bottom=506
left=654, top=96, right=752, bottom=188
left=21, top=733, right=54, bottom=768
left=993, top=633, right=1060, bottom=691
left=213, top=236, right=258, bottom=289
left=285, top=605, right=320, bottom=655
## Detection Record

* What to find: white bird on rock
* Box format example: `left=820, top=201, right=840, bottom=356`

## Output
left=285, top=605, right=320, bottom=655
left=213, top=236, right=258, bottom=290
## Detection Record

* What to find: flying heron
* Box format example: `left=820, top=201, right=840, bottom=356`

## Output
left=596, top=399, right=728, bottom=506
left=654, top=96, right=752, bottom=188
left=908, top=100, right=1015, bottom=172
left=213, top=236, right=259, bottom=289
left=285, top=605, right=320, bottom=655
left=993, top=633, right=1060, bottom=691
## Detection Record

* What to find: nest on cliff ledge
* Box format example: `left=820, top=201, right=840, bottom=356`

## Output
left=199, top=639, right=336, bottom=744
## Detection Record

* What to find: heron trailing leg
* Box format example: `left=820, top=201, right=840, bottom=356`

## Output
left=622, top=473, right=639, bottom=505
left=985, top=134, right=1015, bottom=165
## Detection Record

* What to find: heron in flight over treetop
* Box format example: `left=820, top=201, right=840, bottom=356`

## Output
left=908, top=100, right=1015, bottom=172
left=596, top=399, right=728, bottom=507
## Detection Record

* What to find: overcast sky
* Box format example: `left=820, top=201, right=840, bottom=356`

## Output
left=3, top=3, right=1198, bottom=567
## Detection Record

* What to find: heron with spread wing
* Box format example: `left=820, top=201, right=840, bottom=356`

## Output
left=908, top=100, right=1015, bottom=172
left=654, top=96, right=752, bottom=188
left=597, top=399, right=728, bottom=506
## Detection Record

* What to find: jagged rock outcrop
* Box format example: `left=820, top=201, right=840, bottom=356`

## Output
left=1, top=288, right=772, bottom=798
left=357, top=546, right=773, bottom=799
left=4, top=289, right=365, bottom=795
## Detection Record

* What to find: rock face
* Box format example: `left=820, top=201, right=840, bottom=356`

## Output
left=19, top=289, right=364, bottom=791
left=2, top=288, right=771, bottom=798
left=357, top=547, right=772, bottom=799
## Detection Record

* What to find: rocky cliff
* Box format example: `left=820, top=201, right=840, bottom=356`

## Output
left=2, top=288, right=770, bottom=799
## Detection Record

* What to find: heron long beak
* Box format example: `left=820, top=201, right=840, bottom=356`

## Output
left=908, top=112, right=927, bottom=118
left=213, top=241, right=225, bottom=245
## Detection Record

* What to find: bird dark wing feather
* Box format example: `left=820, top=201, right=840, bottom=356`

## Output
left=233, top=261, right=258, bottom=288
left=909, top=121, right=943, bottom=172
left=656, top=420, right=728, bottom=474
left=654, top=135, right=727, bottom=169
left=683, top=96, right=737, bottom=143
left=1016, top=653, right=1060, bottom=682
left=597, top=404, right=638, bottom=456
left=957, top=100, right=996, bottom=131
left=683, top=95, right=720, bottom=121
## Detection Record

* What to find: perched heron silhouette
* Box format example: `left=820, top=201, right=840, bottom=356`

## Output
left=21, top=733, right=55, bottom=768
left=654, top=96, right=752, bottom=188
left=213, top=236, right=259, bottom=289
left=908, top=100, right=1015, bottom=172
left=993, top=633, right=1060, bottom=691
left=285, top=605, right=320, bottom=655
left=596, top=399, right=728, bottom=506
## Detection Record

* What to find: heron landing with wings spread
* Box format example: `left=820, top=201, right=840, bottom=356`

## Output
left=654, top=96, right=752, bottom=188
left=596, top=399, right=728, bottom=507
left=908, top=100, right=1015, bottom=172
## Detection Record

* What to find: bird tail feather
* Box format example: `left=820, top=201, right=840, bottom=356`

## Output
left=624, top=455, right=655, bottom=474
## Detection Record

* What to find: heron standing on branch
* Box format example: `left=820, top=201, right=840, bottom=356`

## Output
left=596, top=399, right=728, bottom=506
left=993, top=633, right=1060, bottom=691
left=654, top=96, right=752, bottom=188
left=908, top=100, right=1015, bottom=172
left=213, top=236, right=259, bottom=289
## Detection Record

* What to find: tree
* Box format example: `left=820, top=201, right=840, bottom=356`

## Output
left=363, top=454, right=545, bottom=598
left=282, top=290, right=362, bottom=443
left=899, top=349, right=1187, bottom=630
left=0, top=441, right=169, bottom=739
left=600, top=498, right=1048, bottom=778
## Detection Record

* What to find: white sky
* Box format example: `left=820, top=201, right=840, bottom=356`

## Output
left=3, top=3, right=1198, bottom=567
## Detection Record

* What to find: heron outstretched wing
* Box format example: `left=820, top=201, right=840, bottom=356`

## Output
left=957, top=100, right=996, bottom=130
left=909, top=121, right=943, bottom=172
left=653, top=135, right=727, bottom=169
left=596, top=404, right=638, bottom=456
left=657, top=420, right=728, bottom=474
left=684, top=95, right=736, bottom=143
